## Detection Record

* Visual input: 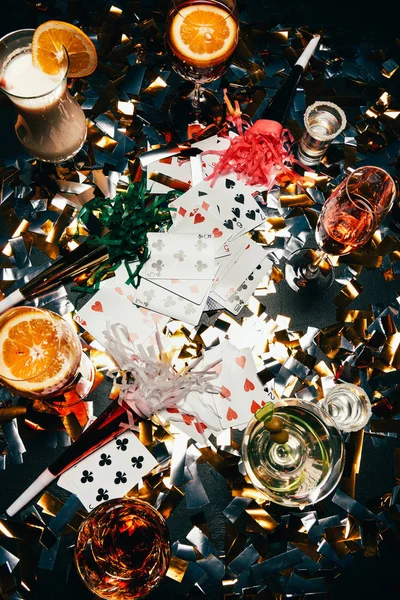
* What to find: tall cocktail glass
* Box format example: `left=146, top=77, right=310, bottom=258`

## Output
left=0, top=29, right=87, bottom=162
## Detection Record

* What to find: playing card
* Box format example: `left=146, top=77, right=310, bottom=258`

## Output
left=157, top=390, right=223, bottom=445
left=198, top=342, right=269, bottom=429
left=133, top=277, right=211, bottom=326
left=211, top=238, right=267, bottom=301
left=101, top=263, right=170, bottom=334
left=220, top=254, right=273, bottom=315
left=170, top=177, right=265, bottom=240
left=141, top=277, right=211, bottom=305
left=158, top=407, right=211, bottom=445
left=192, top=133, right=231, bottom=178
left=211, top=237, right=250, bottom=291
left=145, top=232, right=215, bottom=280
left=183, top=390, right=224, bottom=433
left=170, top=206, right=232, bottom=257
left=57, top=430, right=158, bottom=511
left=74, top=287, right=165, bottom=348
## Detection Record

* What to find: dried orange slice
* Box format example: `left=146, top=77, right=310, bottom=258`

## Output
left=32, top=20, right=97, bottom=77
left=0, top=307, right=74, bottom=394
left=169, top=4, right=237, bottom=66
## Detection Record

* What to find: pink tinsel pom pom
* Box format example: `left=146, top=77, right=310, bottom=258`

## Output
left=204, top=92, right=304, bottom=191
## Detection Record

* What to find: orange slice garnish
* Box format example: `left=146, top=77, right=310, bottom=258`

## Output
left=0, top=308, right=75, bottom=394
left=170, top=4, right=237, bottom=66
left=32, top=20, right=97, bottom=77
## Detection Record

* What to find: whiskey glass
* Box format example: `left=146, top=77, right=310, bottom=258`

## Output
left=75, top=498, right=171, bottom=599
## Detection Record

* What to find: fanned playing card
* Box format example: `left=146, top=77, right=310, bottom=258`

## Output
left=211, top=237, right=266, bottom=301
left=141, top=277, right=211, bottom=306
left=221, top=254, right=273, bottom=315
left=74, top=287, right=166, bottom=348
left=133, top=277, right=211, bottom=326
left=169, top=176, right=265, bottom=240
left=169, top=206, right=232, bottom=258
left=145, top=232, right=215, bottom=280
left=198, top=341, right=271, bottom=429
left=58, top=430, right=157, bottom=511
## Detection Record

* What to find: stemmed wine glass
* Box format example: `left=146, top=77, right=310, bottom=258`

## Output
left=285, top=166, right=397, bottom=293
left=165, top=0, right=239, bottom=133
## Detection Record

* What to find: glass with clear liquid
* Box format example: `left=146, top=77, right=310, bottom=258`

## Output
left=320, top=383, right=372, bottom=433
left=241, top=399, right=345, bottom=507
left=297, top=100, right=346, bottom=166
left=0, top=29, right=87, bottom=162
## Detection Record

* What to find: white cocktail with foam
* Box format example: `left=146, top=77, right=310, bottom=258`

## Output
left=0, top=29, right=87, bottom=162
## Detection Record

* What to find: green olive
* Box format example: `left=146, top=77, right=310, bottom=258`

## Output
left=270, top=430, right=289, bottom=444
left=263, top=416, right=283, bottom=432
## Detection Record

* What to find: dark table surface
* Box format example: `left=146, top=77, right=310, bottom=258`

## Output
left=0, top=1, right=399, bottom=599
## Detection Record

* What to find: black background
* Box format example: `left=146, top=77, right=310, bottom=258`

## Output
left=0, top=1, right=399, bottom=599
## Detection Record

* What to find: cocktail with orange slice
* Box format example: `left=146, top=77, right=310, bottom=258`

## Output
left=0, top=21, right=97, bottom=162
left=0, top=306, right=94, bottom=401
left=166, top=0, right=239, bottom=130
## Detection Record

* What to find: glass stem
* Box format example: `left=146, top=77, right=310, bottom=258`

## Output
left=192, top=83, right=202, bottom=110
left=309, top=250, right=329, bottom=271
left=300, top=251, right=330, bottom=281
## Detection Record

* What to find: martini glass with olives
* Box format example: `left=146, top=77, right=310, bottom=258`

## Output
left=241, top=399, right=345, bottom=507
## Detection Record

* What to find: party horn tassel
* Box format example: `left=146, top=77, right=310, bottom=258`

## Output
left=0, top=243, right=109, bottom=313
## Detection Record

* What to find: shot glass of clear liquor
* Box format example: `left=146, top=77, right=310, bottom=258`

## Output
left=320, top=383, right=372, bottom=433
left=297, top=100, right=347, bottom=166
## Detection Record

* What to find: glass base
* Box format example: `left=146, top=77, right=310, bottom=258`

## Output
left=16, top=128, right=87, bottom=165
left=169, top=86, right=224, bottom=140
left=285, top=248, right=334, bottom=294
